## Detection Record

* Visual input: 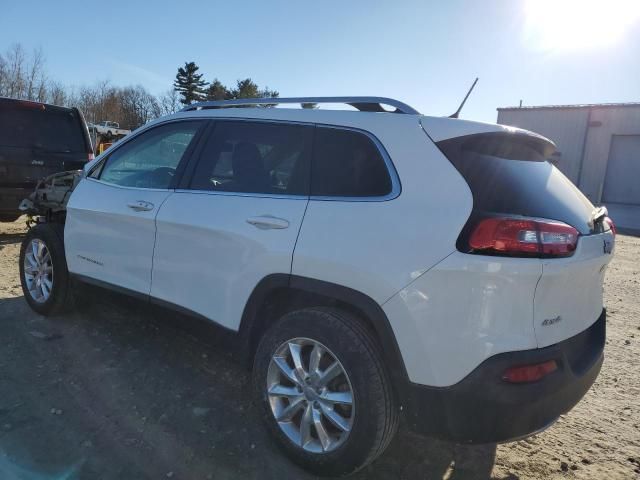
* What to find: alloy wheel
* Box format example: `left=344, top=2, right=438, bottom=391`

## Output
left=23, top=238, right=54, bottom=303
left=266, top=337, right=355, bottom=454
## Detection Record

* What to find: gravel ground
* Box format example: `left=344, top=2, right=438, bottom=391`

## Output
left=0, top=219, right=638, bottom=480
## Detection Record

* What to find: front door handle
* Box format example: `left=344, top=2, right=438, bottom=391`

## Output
left=127, top=200, right=154, bottom=212
left=246, top=215, right=289, bottom=230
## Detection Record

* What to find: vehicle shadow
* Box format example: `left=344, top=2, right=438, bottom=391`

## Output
left=0, top=231, right=25, bottom=247
left=0, top=290, right=514, bottom=480
left=360, top=432, right=503, bottom=480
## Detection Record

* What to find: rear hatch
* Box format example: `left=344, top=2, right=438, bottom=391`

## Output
left=0, top=99, right=91, bottom=191
left=435, top=130, right=615, bottom=347
left=535, top=226, right=613, bottom=347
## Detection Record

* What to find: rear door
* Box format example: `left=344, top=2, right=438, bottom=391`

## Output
left=66, top=120, right=205, bottom=295
left=151, top=120, right=313, bottom=330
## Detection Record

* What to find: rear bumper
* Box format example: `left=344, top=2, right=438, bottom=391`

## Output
left=403, top=309, right=605, bottom=443
left=0, top=186, right=32, bottom=215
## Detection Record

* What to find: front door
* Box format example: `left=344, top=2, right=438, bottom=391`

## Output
left=65, top=120, right=205, bottom=295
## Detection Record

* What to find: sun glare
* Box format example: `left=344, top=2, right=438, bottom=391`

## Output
left=525, top=0, right=640, bottom=51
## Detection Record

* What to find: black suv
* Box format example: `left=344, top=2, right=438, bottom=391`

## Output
left=0, top=98, right=93, bottom=222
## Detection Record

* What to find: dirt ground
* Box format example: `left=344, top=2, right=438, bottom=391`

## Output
left=0, top=219, right=638, bottom=480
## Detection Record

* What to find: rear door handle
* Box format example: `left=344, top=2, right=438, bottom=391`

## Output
left=127, top=200, right=154, bottom=212
left=246, top=215, right=289, bottom=230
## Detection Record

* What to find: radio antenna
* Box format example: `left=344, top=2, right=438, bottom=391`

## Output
left=449, top=77, right=478, bottom=119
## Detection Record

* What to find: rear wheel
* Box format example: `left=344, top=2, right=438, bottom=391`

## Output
left=19, top=223, right=74, bottom=315
left=253, top=307, right=398, bottom=476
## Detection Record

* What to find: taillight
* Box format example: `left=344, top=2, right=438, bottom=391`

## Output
left=605, top=216, right=616, bottom=236
left=502, top=360, right=558, bottom=383
left=468, top=217, right=578, bottom=258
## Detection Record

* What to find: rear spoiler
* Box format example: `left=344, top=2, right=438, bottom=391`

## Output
left=420, top=116, right=556, bottom=157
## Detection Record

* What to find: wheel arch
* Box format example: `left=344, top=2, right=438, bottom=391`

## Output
left=239, top=274, right=410, bottom=398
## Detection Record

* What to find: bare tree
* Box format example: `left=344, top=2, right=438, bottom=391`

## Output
left=0, top=53, right=7, bottom=96
left=159, top=88, right=180, bottom=116
left=46, top=80, right=68, bottom=106
left=4, top=43, right=26, bottom=98
left=1, top=44, right=280, bottom=130
left=0, top=44, right=49, bottom=102
left=26, top=46, right=45, bottom=100
left=121, top=85, right=161, bottom=128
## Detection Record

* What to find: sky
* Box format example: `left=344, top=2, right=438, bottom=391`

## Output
left=1, top=0, right=639, bottom=123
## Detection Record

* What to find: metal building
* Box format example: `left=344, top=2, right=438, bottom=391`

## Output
left=497, top=103, right=640, bottom=232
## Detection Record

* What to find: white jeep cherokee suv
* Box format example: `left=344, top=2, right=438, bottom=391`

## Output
left=19, top=97, right=615, bottom=476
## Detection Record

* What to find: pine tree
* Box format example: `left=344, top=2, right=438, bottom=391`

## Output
left=259, top=87, right=279, bottom=99
left=173, top=62, right=208, bottom=105
left=230, top=78, right=260, bottom=99
left=205, top=79, right=230, bottom=100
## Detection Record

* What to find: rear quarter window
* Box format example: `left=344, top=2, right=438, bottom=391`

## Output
left=311, top=127, right=392, bottom=198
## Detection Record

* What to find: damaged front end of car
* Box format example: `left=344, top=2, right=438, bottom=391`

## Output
left=19, top=170, right=83, bottom=227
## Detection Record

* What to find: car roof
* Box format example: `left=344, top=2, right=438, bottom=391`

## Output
left=87, top=105, right=555, bottom=173
left=153, top=107, right=554, bottom=147
left=0, top=96, right=75, bottom=113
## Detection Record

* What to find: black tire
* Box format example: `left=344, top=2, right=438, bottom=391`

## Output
left=19, top=223, right=74, bottom=315
left=0, top=214, right=19, bottom=222
left=253, top=307, right=398, bottom=476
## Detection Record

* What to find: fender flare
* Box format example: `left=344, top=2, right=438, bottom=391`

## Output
left=239, top=274, right=411, bottom=397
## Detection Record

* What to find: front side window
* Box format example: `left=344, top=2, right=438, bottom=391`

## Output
left=97, top=121, right=202, bottom=189
left=190, top=121, right=313, bottom=195
left=311, top=127, right=392, bottom=197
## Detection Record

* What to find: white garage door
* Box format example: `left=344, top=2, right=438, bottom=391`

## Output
left=602, top=135, right=640, bottom=205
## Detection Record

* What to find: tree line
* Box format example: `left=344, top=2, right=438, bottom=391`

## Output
left=173, top=61, right=278, bottom=105
left=0, top=44, right=279, bottom=130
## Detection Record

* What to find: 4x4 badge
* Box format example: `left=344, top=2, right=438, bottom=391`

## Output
left=542, top=316, right=562, bottom=327
left=603, top=238, right=613, bottom=254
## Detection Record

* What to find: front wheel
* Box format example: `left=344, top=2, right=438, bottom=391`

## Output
left=19, top=223, right=74, bottom=315
left=253, top=307, right=398, bottom=476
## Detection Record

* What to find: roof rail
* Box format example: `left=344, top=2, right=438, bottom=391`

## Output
left=180, top=96, right=420, bottom=115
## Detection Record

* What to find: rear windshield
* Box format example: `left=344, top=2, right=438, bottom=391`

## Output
left=0, top=105, right=87, bottom=153
left=437, top=132, right=595, bottom=234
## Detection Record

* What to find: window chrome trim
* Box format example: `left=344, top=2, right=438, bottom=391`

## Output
left=84, top=177, right=175, bottom=193
left=173, top=189, right=308, bottom=200
left=176, top=118, right=401, bottom=202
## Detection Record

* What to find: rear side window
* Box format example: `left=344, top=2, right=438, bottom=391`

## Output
left=311, top=127, right=392, bottom=197
left=437, top=132, right=595, bottom=234
left=190, top=121, right=313, bottom=195
left=0, top=105, right=86, bottom=153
